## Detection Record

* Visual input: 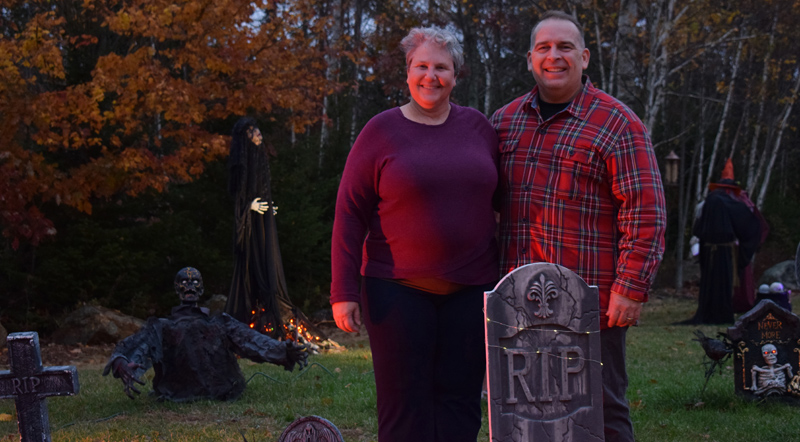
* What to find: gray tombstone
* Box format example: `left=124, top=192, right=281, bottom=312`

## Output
left=0, top=332, right=80, bottom=442
left=278, top=416, right=344, bottom=442
left=485, top=263, right=604, bottom=441
left=727, top=299, right=800, bottom=402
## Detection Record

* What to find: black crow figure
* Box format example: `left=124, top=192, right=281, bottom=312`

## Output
left=693, top=330, right=733, bottom=393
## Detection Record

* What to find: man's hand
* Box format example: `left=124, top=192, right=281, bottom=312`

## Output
left=606, top=292, right=642, bottom=328
left=111, top=358, right=145, bottom=399
left=333, top=301, right=362, bottom=333
left=250, top=197, right=270, bottom=214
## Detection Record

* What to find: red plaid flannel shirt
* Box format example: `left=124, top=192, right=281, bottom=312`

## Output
left=490, top=78, right=666, bottom=324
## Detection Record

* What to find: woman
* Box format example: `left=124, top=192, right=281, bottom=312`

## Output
left=226, top=117, right=322, bottom=342
left=330, top=27, right=499, bottom=441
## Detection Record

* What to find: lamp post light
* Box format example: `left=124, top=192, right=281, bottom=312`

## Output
left=664, top=150, right=680, bottom=186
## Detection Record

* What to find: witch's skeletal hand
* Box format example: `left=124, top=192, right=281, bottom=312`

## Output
left=250, top=198, right=271, bottom=214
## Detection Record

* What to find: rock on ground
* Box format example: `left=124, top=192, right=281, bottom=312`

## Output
left=758, top=260, right=799, bottom=291
left=202, top=294, right=228, bottom=314
left=53, top=305, right=145, bottom=345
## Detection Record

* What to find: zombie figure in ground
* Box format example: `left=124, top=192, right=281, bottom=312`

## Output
left=103, top=267, right=309, bottom=402
left=751, top=343, right=793, bottom=396
left=225, top=117, right=324, bottom=342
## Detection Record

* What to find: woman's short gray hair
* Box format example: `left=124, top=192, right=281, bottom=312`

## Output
left=400, top=26, right=464, bottom=74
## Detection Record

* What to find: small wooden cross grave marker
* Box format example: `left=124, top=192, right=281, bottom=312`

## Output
left=0, top=332, right=80, bottom=442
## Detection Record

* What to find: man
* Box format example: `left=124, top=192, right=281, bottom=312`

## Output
left=490, top=11, right=666, bottom=442
left=104, top=267, right=308, bottom=402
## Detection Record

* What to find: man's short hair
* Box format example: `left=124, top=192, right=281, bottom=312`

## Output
left=530, top=11, right=586, bottom=50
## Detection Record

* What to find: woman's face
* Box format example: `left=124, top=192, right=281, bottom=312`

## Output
left=406, top=42, right=455, bottom=110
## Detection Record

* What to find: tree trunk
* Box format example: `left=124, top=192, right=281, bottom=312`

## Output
left=746, top=10, right=778, bottom=193
left=319, top=0, right=343, bottom=169
left=695, top=89, right=708, bottom=205
left=755, top=72, right=800, bottom=209
left=727, top=99, right=749, bottom=161
left=644, top=0, right=684, bottom=132
left=703, top=37, right=743, bottom=197
left=350, top=0, right=363, bottom=147
left=608, top=0, right=626, bottom=97
left=673, top=95, right=690, bottom=293
left=592, top=6, right=607, bottom=91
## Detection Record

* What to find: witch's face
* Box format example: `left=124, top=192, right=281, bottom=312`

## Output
left=247, top=127, right=263, bottom=147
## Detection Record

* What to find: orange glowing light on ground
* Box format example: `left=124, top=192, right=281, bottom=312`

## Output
left=247, top=309, right=326, bottom=344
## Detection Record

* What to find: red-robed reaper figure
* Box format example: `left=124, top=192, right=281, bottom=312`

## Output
left=686, top=159, right=767, bottom=324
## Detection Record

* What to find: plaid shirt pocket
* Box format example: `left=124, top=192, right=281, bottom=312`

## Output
left=552, top=144, right=595, bottom=201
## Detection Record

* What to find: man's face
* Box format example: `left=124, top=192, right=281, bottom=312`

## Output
left=527, top=18, right=590, bottom=104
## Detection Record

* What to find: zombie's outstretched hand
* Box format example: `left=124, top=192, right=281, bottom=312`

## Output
left=110, top=358, right=146, bottom=399
left=284, top=341, right=309, bottom=371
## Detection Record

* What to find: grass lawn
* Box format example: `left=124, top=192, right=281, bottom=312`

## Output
left=626, top=293, right=800, bottom=442
left=2, top=293, right=800, bottom=441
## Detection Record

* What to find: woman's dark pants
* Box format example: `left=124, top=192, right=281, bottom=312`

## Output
left=362, top=277, right=492, bottom=442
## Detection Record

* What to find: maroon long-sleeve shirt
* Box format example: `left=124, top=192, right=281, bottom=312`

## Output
left=330, top=105, right=500, bottom=304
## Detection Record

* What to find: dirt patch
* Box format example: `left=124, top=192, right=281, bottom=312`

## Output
left=314, top=322, right=370, bottom=349
left=0, top=341, right=116, bottom=369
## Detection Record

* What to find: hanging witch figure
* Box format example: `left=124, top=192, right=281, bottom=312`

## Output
left=225, top=117, right=325, bottom=344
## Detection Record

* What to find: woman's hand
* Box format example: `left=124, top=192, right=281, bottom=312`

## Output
left=333, top=301, right=362, bottom=333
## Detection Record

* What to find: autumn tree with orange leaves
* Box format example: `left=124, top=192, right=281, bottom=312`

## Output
left=0, top=0, right=340, bottom=249
left=2, top=0, right=799, bottom=331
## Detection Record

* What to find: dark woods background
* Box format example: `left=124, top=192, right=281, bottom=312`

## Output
left=2, top=0, right=799, bottom=335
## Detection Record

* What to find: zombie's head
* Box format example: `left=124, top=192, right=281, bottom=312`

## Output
left=761, top=344, right=778, bottom=366
left=174, top=267, right=204, bottom=304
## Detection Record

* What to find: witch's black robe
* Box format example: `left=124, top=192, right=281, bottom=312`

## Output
left=103, top=305, right=293, bottom=402
left=224, top=119, right=323, bottom=340
left=691, top=188, right=762, bottom=324
left=225, top=154, right=295, bottom=335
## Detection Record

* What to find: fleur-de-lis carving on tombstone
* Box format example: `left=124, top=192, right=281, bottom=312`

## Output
left=527, top=273, right=559, bottom=319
